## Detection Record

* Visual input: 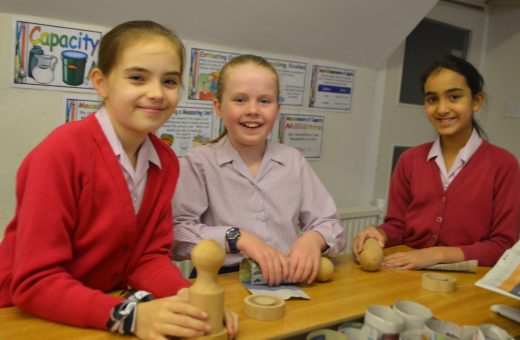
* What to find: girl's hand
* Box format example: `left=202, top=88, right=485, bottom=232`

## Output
left=237, top=230, right=289, bottom=286
left=353, top=226, right=386, bottom=261
left=224, top=308, right=239, bottom=339
left=134, top=288, right=211, bottom=339
left=287, top=231, right=324, bottom=284
left=382, top=246, right=465, bottom=270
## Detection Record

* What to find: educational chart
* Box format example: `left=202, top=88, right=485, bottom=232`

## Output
left=279, top=114, right=324, bottom=159
left=268, top=58, right=307, bottom=107
left=308, top=65, right=355, bottom=111
left=187, top=47, right=308, bottom=107
left=188, top=48, right=237, bottom=101
left=12, top=19, right=102, bottom=92
left=65, top=98, right=102, bottom=122
left=156, top=106, right=214, bottom=157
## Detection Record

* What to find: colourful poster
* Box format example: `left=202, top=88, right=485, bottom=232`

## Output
left=188, top=48, right=237, bottom=101
left=65, top=98, right=102, bottom=122
left=279, top=114, right=324, bottom=159
left=309, top=65, right=355, bottom=111
left=267, top=58, right=307, bottom=107
left=157, top=106, right=214, bottom=157
left=12, top=19, right=102, bottom=92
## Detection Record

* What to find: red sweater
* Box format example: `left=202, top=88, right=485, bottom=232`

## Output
left=0, top=114, right=189, bottom=329
left=381, top=141, right=520, bottom=266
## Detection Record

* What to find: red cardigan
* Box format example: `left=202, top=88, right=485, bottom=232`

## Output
left=0, top=114, right=189, bottom=329
left=380, top=141, right=520, bottom=266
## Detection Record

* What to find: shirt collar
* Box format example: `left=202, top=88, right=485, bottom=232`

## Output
left=215, top=135, right=285, bottom=167
left=427, top=128, right=483, bottom=163
left=95, top=106, right=161, bottom=168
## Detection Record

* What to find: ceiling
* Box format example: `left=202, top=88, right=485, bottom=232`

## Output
left=0, top=0, right=439, bottom=70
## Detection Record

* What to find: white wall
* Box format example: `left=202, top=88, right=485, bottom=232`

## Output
left=483, top=5, right=520, bottom=159
left=371, top=1, right=489, bottom=202
left=0, top=12, right=380, bottom=237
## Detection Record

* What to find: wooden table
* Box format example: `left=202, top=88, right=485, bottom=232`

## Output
left=2, top=248, right=520, bottom=339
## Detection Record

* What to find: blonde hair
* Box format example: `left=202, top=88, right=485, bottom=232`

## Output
left=211, top=54, right=280, bottom=143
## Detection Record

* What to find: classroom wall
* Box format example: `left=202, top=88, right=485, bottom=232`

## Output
left=371, top=1, right=489, bottom=203
left=0, top=12, right=381, bottom=237
left=483, top=5, right=520, bottom=158
left=2, top=2, right=519, bottom=239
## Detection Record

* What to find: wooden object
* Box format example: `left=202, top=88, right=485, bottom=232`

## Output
left=359, top=238, right=384, bottom=271
left=189, top=239, right=228, bottom=339
left=244, top=295, right=285, bottom=320
left=421, top=273, right=457, bottom=293
left=317, top=257, right=334, bottom=282
left=3, top=246, right=520, bottom=340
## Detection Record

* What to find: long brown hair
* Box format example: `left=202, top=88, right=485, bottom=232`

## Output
left=97, top=20, right=185, bottom=77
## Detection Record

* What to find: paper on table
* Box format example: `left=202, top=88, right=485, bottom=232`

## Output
left=419, top=260, right=478, bottom=273
left=476, top=242, right=520, bottom=301
left=242, top=283, right=310, bottom=300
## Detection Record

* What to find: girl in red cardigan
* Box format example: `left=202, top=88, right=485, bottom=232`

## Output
left=354, top=54, right=520, bottom=269
left=0, top=21, right=237, bottom=338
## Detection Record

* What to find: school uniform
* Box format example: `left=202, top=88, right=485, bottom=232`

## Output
left=0, top=108, right=189, bottom=329
left=381, top=131, right=520, bottom=266
left=173, top=136, right=346, bottom=267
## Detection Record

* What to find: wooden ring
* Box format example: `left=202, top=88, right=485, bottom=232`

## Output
left=421, top=273, right=457, bottom=293
left=244, top=294, right=285, bottom=320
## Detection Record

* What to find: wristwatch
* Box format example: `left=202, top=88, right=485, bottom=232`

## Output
left=225, top=227, right=241, bottom=254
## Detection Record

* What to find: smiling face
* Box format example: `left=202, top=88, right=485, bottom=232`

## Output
left=93, top=36, right=182, bottom=145
left=423, top=68, right=483, bottom=143
left=214, top=63, right=280, bottom=154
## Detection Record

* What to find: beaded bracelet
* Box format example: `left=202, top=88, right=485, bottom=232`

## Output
left=107, top=290, right=153, bottom=335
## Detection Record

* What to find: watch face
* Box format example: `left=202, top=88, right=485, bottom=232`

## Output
left=227, top=228, right=240, bottom=239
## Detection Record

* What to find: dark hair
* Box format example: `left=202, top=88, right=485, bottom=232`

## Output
left=211, top=54, right=280, bottom=143
left=97, top=20, right=185, bottom=77
left=421, top=54, right=487, bottom=139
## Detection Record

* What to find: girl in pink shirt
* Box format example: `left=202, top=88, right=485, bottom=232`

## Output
left=353, top=54, right=520, bottom=268
left=174, top=55, right=346, bottom=286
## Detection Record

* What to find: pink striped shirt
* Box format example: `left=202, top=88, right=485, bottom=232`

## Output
left=95, top=107, right=160, bottom=213
left=172, top=136, right=346, bottom=266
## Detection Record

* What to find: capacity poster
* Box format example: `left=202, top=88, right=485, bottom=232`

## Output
left=279, top=114, right=324, bottom=159
left=65, top=98, right=101, bottom=122
left=157, top=106, right=214, bottom=157
left=12, top=19, right=102, bottom=92
left=308, top=65, right=355, bottom=111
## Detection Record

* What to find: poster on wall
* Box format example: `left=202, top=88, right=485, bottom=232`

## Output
left=156, top=106, right=214, bottom=157
left=279, top=114, right=324, bottom=159
left=12, top=19, right=102, bottom=92
left=65, top=97, right=102, bottom=122
left=188, top=48, right=237, bottom=102
left=187, top=47, right=308, bottom=107
left=308, top=65, right=355, bottom=111
left=267, top=58, right=307, bottom=107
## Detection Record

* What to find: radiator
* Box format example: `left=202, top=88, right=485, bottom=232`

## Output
left=174, top=205, right=384, bottom=278
left=338, top=206, right=382, bottom=254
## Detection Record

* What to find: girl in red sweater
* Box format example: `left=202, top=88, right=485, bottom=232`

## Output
left=0, top=21, right=237, bottom=338
left=353, top=54, right=520, bottom=269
